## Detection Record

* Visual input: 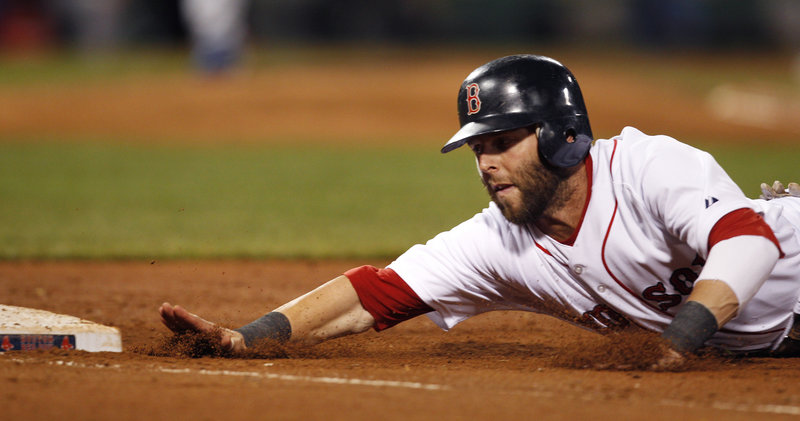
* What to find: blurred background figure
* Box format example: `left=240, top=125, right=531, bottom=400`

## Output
left=180, top=0, right=248, bottom=75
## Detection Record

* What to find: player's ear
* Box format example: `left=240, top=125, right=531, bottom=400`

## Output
left=565, top=128, right=576, bottom=144
left=532, top=125, right=543, bottom=139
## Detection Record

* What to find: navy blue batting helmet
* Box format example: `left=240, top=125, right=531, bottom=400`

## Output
left=441, top=55, right=593, bottom=168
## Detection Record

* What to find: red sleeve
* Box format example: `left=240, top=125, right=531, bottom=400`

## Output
left=708, top=208, right=783, bottom=257
left=345, top=265, right=434, bottom=331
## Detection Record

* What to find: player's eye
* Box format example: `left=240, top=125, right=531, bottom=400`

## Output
left=495, top=137, right=511, bottom=151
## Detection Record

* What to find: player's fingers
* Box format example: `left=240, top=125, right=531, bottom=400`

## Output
left=171, top=305, right=217, bottom=333
left=158, top=302, right=173, bottom=324
left=159, top=302, right=174, bottom=318
left=159, top=303, right=199, bottom=333
left=760, top=182, right=775, bottom=199
left=160, top=315, right=181, bottom=332
left=788, top=182, right=800, bottom=197
left=159, top=303, right=243, bottom=350
left=773, top=180, right=786, bottom=195
left=159, top=302, right=186, bottom=332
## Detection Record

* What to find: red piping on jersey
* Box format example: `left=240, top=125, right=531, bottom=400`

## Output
left=600, top=139, right=651, bottom=309
left=600, top=138, right=709, bottom=317
left=599, top=138, right=784, bottom=336
left=601, top=201, right=660, bottom=309
left=534, top=241, right=552, bottom=256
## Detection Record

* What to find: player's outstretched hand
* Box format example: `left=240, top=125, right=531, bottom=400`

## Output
left=760, top=180, right=800, bottom=200
left=159, top=302, right=247, bottom=351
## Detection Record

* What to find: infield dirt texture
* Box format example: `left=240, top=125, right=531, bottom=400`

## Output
left=2, top=48, right=800, bottom=420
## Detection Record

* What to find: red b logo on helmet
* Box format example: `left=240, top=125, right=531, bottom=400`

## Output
left=465, top=83, right=481, bottom=115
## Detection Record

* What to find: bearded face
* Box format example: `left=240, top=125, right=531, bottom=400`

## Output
left=471, top=127, right=577, bottom=227
left=481, top=152, right=575, bottom=227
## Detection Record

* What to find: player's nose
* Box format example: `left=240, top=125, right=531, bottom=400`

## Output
left=477, top=153, right=500, bottom=173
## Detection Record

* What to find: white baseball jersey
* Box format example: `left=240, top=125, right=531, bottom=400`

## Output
left=388, top=127, right=800, bottom=352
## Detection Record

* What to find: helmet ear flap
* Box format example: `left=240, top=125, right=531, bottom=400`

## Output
left=538, top=118, right=592, bottom=168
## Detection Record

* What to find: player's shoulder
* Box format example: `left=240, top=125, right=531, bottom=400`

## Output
left=473, top=202, right=516, bottom=230
left=593, top=126, right=708, bottom=161
left=418, top=202, right=532, bottom=262
left=595, top=126, right=682, bottom=147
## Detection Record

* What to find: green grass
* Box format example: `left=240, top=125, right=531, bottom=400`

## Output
left=0, top=140, right=487, bottom=259
left=1, top=139, right=796, bottom=260
left=1, top=48, right=797, bottom=259
left=0, top=50, right=191, bottom=86
left=701, top=141, right=800, bottom=199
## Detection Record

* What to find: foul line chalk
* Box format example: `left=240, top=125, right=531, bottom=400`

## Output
left=156, top=367, right=450, bottom=390
left=158, top=367, right=800, bottom=416
left=714, top=402, right=800, bottom=416
left=156, top=367, right=449, bottom=391
left=8, top=358, right=800, bottom=415
left=660, top=398, right=800, bottom=416
left=164, top=367, right=800, bottom=416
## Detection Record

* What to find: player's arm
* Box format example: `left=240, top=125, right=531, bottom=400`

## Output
left=660, top=208, right=782, bottom=355
left=275, top=274, right=378, bottom=343
left=160, top=275, right=374, bottom=350
left=160, top=266, right=432, bottom=350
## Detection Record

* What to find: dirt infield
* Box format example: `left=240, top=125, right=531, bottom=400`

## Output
left=1, top=49, right=798, bottom=146
left=2, top=260, right=800, bottom=420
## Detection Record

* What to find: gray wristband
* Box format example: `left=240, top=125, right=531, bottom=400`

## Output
left=661, top=301, right=719, bottom=353
left=234, top=311, right=292, bottom=347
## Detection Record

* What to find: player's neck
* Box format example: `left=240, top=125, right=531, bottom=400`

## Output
left=534, top=163, right=588, bottom=242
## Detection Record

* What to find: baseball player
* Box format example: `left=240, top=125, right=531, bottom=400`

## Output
left=160, top=55, right=800, bottom=368
left=181, top=0, right=248, bottom=73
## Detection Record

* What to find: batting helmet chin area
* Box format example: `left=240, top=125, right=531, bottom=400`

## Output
left=442, top=54, right=593, bottom=168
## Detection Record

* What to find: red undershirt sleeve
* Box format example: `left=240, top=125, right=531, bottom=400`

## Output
left=344, top=265, right=434, bottom=331
left=707, top=208, right=783, bottom=257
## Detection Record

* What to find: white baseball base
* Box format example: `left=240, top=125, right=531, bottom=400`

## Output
left=0, top=304, right=122, bottom=352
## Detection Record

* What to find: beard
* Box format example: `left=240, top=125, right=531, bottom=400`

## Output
left=483, top=158, right=574, bottom=226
